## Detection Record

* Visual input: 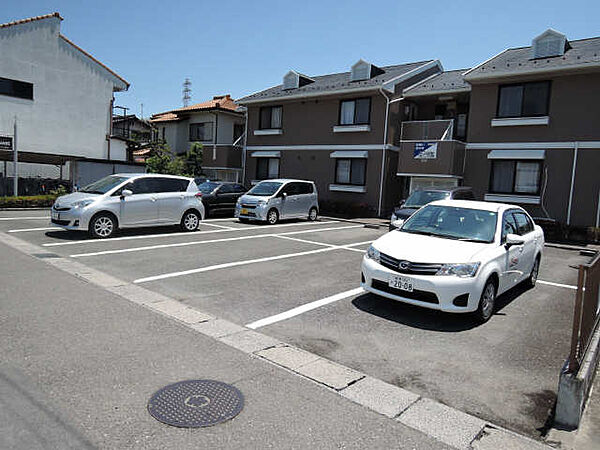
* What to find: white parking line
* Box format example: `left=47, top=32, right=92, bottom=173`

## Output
left=275, top=235, right=369, bottom=253
left=69, top=225, right=363, bottom=258
left=8, top=227, right=57, bottom=233
left=246, top=287, right=365, bottom=329
left=200, top=222, right=237, bottom=230
left=133, top=240, right=373, bottom=284
left=42, top=220, right=339, bottom=247
left=0, top=216, right=49, bottom=221
left=538, top=280, right=578, bottom=290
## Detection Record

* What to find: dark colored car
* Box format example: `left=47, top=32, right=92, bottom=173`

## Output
left=389, top=187, right=475, bottom=230
left=196, top=181, right=247, bottom=217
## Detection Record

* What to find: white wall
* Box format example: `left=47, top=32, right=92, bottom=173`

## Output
left=0, top=17, right=127, bottom=161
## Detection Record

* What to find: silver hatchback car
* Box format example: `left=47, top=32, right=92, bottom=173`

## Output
left=51, top=173, right=205, bottom=238
left=235, top=179, right=319, bottom=224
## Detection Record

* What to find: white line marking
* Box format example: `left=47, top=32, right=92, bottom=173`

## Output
left=8, top=227, right=57, bottom=233
left=43, top=220, right=339, bottom=247
left=246, top=287, right=365, bottom=329
left=133, top=239, right=372, bottom=284
left=0, top=216, right=49, bottom=221
left=538, top=280, right=578, bottom=290
left=69, top=225, right=363, bottom=258
left=200, top=222, right=237, bottom=230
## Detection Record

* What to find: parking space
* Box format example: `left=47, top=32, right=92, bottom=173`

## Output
left=0, top=209, right=589, bottom=439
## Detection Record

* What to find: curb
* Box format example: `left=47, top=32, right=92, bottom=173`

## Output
left=0, top=207, right=51, bottom=211
left=0, top=231, right=553, bottom=450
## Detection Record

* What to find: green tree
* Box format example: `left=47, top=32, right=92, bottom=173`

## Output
left=145, top=142, right=188, bottom=176
left=184, top=142, right=204, bottom=177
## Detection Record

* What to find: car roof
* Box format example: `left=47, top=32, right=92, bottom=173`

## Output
left=259, top=179, right=314, bottom=184
left=429, top=199, right=522, bottom=212
left=113, top=173, right=192, bottom=180
left=412, top=186, right=472, bottom=193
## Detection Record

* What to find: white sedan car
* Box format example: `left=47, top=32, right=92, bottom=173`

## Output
left=361, top=200, right=544, bottom=322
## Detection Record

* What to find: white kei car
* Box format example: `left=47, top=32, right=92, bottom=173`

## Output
left=361, top=200, right=544, bottom=322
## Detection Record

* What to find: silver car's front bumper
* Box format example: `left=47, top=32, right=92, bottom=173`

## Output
left=50, top=207, right=92, bottom=230
left=235, top=203, right=268, bottom=221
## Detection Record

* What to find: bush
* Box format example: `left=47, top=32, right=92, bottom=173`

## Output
left=0, top=195, right=58, bottom=208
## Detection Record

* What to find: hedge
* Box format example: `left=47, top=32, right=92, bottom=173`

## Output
left=0, top=195, right=58, bottom=208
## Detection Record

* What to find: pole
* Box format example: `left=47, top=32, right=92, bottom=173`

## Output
left=13, top=116, right=18, bottom=197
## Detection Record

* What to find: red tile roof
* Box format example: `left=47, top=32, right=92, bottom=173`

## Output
left=0, top=12, right=62, bottom=28
left=150, top=95, right=242, bottom=123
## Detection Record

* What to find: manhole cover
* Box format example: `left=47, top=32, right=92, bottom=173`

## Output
left=147, top=380, right=244, bottom=428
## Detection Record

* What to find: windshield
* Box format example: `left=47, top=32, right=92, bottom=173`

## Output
left=404, top=191, right=450, bottom=208
left=197, top=182, right=220, bottom=194
left=247, top=181, right=283, bottom=197
left=401, top=205, right=497, bottom=243
left=80, top=175, right=129, bottom=194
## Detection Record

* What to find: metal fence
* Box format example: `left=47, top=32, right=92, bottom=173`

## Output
left=568, top=251, right=600, bottom=372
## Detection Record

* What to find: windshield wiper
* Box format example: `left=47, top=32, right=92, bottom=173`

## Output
left=402, top=230, right=434, bottom=236
left=80, top=190, right=103, bottom=194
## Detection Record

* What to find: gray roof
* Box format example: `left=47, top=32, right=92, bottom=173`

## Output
left=465, top=37, right=600, bottom=81
left=237, top=60, right=435, bottom=103
left=403, top=69, right=470, bottom=97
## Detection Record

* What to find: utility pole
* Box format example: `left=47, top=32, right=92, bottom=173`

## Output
left=13, top=116, right=18, bottom=197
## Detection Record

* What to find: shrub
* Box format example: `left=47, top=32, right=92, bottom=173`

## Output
left=0, top=195, right=58, bottom=208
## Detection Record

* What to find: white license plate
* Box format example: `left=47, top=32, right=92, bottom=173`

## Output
left=240, top=208, right=248, bottom=215
left=51, top=211, right=59, bottom=220
left=389, top=275, right=413, bottom=292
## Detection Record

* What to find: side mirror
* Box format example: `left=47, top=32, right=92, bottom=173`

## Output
left=505, top=233, right=525, bottom=248
left=121, top=189, right=133, bottom=198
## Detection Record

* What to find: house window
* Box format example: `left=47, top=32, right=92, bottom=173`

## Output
left=161, top=127, right=165, bottom=140
left=497, top=81, right=550, bottom=118
left=489, top=160, right=542, bottom=195
left=189, top=122, right=213, bottom=141
left=339, top=98, right=371, bottom=125
left=256, top=158, right=279, bottom=180
left=0, top=77, right=33, bottom=100
left=335, top=158, right=366, bottom=186
left=259, top=106, right=282, bottom=129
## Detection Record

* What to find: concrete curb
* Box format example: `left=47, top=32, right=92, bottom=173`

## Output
left=0, top=230, right=554, bottom=450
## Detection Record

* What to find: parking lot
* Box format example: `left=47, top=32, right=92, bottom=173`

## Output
left=0, top=209, right=590, bottom=439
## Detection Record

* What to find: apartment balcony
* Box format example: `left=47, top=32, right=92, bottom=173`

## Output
left=397, top=120, right=466, bottom=178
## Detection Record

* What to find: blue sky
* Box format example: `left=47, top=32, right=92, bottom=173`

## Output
left=4, top=0, right=598, bottom=117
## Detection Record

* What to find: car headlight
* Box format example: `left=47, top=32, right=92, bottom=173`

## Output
left=73, top=199, right=95, bottom=209
left=256, top=199, right=267, bottom=206
left=436, top=262, right=480, bottom=277
left=366, top=245, right=380, bottom=263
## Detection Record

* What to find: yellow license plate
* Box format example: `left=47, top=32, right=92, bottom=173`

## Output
left=240, top=208, right=248, bottom=215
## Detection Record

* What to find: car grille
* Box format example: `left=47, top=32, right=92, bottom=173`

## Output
left=53, top=206, right=71, bottom=211
left=240, top=204, right=256, bottom=209
left=371, top=279, right=439, bottom=304
left=379, top=253, right=442, bottom=275
left=51, top=218, right=70, bottom=225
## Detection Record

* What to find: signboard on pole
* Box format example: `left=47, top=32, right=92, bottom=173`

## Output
left=414, top=142, right=438, bottom=160
left=0, top=135, right=13, bottom=150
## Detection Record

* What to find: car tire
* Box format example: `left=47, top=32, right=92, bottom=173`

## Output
left=526, top=256, right=540, bottom=288
left=267, top=208, right=279, bottom=225
left=89, top=213, right=117, bottom=239
left=181, top=210, right=201, bottom=232
left=308, top=207, right=318, bottom=221
left=475, top=278, right=496, bottom=323
left=203, top=205, right=210, bottom=218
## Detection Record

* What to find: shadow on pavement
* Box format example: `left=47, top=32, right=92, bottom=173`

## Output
left=352, top=283, right=533, bottom=332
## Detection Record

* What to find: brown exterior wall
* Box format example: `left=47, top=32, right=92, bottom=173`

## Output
left=244, top=150, right=383, bottom=217
left=201, top=145, right=242, bottom=169
left=468, top=72, right=600, bottom=143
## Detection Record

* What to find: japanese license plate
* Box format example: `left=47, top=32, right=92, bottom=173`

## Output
left=240, top=208, right=248, bottom=215
left=389, top=275, right=413, bottom=292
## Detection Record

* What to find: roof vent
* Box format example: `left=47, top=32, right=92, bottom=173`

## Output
left=282, top=70, right=314, bottom=90
left=350, top=59, right=385, bottom=82
left=531, top=29, right=569, bottom=59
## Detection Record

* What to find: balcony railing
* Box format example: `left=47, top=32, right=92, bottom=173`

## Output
left=400, top=119, right=454, bottom=141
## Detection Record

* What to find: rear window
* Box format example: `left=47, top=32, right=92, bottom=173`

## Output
left=156, top=178, right=189, bottom=192
left=197, top=182, right=220, bottom=194
left=404, top=190, right=450, bottom=208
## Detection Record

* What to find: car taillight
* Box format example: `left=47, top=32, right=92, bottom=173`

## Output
left=195, top=192, right=203, bottom=198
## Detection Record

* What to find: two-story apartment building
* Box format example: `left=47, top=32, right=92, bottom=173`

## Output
left=463, top=29, right=600, bottom=229
left=150, top=95, right=245, bottom=182
left=0, top=12, right=143, bottom=194
left=237, top=60, right=443, bottom=216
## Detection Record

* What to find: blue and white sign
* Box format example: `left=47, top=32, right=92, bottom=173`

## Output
left=414, top=142, right=437, bottom=160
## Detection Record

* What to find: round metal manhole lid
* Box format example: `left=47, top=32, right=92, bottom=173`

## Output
left=147, top=380, right=244, bottom=428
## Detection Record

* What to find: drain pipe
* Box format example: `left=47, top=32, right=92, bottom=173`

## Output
left=241, top=107, right=248, bottom=185
left=377, top=87, right=392, bottom=217
left=566, top=142, right=579, bottom=226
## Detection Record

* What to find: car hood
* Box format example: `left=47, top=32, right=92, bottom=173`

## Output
left=54, top=192, right=102, bottom=207
left=372, top=231, right=492, bottom=263
left=239, top=194, right=272, bottom=204
left=393, top=207, right=419, bottom=220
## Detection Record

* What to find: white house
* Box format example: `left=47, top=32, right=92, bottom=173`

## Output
left=0, top=12, right=143, bottom=194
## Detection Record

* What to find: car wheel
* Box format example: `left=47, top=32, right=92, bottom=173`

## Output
left=89, top=213, right=116, bottom=239
left=476, top=279, right=496, bottom=323
left=203, top=205, right=210, bottom=218
left=526, top=256, right=540, bottom=288
left=267, top=208, right=279, bottom=225
left=181, top=210, right=200, bottom=232
left=308, top=207, right=318, bottom=221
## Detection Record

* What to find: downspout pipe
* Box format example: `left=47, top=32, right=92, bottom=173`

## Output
left=241, top=107, right=248, bottom=185
left=567, top=142, right=579, bottom=226
left=378, top=87, right=392, bottom=217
